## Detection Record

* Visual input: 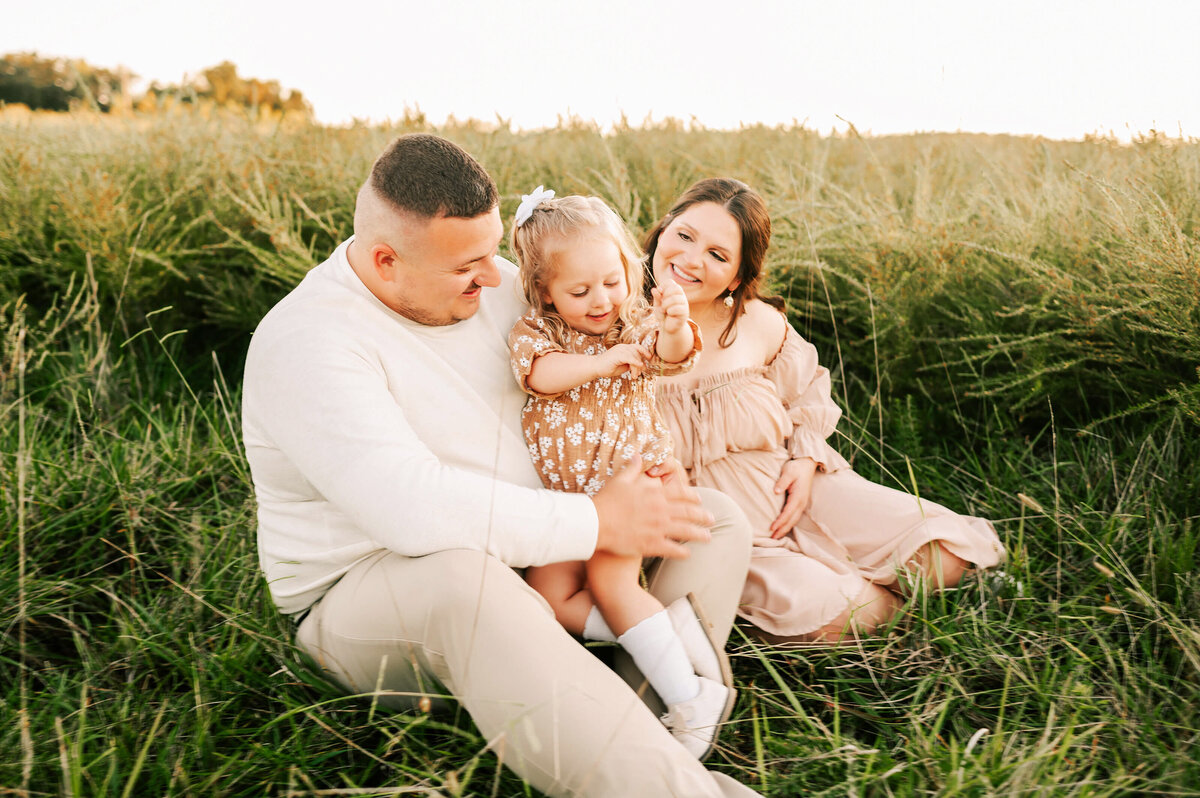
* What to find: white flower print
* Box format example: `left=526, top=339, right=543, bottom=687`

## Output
left=513, top=308, right=696, bottom=502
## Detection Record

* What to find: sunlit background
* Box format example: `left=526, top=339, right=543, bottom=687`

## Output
left=4, top=0, right=1198, bottom=139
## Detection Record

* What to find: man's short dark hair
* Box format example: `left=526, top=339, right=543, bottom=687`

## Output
left=368, top=134, right=498, bottom=219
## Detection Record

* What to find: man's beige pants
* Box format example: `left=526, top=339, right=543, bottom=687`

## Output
left=296, top=488, right=758, bottom=797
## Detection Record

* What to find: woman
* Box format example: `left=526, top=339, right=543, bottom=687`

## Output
left=646, top=178, right=1005, bottom=642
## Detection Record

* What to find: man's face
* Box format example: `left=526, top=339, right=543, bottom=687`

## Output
left=384, top=207, right=505, bottom=326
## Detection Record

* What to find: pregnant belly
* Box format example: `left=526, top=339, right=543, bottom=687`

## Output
left=694, top=449, right=789, bottom=534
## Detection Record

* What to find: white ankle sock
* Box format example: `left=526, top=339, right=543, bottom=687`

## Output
left=582, top=605, right=617, bottom=642
left=617, top=610, right=700, bottom=706
left=666, top=597, right=723, bottom=683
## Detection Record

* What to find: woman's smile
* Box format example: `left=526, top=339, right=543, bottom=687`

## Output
left=652, top=202, right=743, bottom=310
left=667, top=263, right=701, bottom=284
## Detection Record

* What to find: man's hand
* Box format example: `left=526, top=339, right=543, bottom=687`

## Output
left=769, top=457, right=818, bottom=538
left=591, top=455, right=713, bottom=558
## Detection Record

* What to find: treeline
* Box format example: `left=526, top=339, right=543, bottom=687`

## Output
left=0, top=53, right=310, bottom=116
left=0, top=52, right=126, bottom=112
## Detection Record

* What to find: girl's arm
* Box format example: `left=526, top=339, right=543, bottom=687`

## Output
left=526, top=344, right=650, bottom=395
left=652, top=280, right=695, bottom=364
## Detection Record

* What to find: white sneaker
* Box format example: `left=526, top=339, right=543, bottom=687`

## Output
left=661, top=675, right=735, bottom=760
left=666, top=594, right=732, bottom=688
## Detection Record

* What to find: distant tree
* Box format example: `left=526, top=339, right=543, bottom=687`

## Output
left=141, top=61, right=311, bottom=118
left=0, top=52, right=127, bottom=112
left=1, top=54, right=310, bottom=119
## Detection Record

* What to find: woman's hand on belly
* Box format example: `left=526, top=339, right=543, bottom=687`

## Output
left=769, top=457, right=818, bottom=538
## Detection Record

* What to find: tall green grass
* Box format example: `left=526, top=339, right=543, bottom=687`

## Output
left=3, top=112, right=1196, bottom=428
left=2, top=110, right=1197, bottom=795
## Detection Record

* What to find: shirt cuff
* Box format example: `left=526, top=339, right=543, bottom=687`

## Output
left=554, top=491, right=600, bottom=561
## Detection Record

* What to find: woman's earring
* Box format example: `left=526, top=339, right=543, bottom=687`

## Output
left=723, top=292, right=735, bottom=308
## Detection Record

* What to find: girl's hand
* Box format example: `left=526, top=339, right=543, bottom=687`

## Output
left=648, top=457, right=692, bottom=497
left=600, top=343, right=650, bottom=379
left=652, top=282, right=690, bottom=335
left=769, top=457, right=818, bottom=538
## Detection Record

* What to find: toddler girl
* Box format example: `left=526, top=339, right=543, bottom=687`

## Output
left=508, top=187, right=733, bottom=759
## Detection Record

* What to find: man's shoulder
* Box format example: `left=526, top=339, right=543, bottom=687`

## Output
left=495, top=254, right=519, bottom=281
left=248, top=256, right=372, bottom=356
left=478, top=255, right=529, bottom=331
left=492, top=255, right=523, bottom=306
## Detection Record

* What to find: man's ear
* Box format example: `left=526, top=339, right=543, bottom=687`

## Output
left=373, top=243, right=400, bottom=281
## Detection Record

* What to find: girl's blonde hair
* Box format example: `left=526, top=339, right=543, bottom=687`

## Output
left=510, top=194, right=650, bottom=347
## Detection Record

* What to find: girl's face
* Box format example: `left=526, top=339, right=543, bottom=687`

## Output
left=541, top=235, right=630, bottom=336
left=651, top=202, right=742, bottom=310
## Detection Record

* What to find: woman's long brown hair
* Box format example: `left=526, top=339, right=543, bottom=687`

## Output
left=643, top=178, right=784, bottom=348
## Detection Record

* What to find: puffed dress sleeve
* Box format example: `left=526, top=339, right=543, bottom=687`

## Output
left=509, top=313, right=568, bottom=398
left=765, top=325, right=851, bottom=473
left=635, top=317, right=704, bottom=377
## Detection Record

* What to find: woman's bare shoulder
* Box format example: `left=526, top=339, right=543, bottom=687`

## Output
left=740, top=299, right=789, bottom=364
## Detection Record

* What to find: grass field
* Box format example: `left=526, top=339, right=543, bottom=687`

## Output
left=2, top=109, right=1198, bottom=796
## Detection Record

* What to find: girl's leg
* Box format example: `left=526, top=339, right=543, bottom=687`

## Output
left=585, top=552, right=663, bottom=635
left=587, top=552, right=699, bottom=702
left=588, top=552, right=730, bottom=759
left=525, top=561, right=593, bottom=636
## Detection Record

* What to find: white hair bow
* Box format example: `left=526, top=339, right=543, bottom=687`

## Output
left=514, top=185, right=555, bottom=227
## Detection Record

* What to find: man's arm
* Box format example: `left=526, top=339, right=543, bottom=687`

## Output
left=247, top=324, right=710, bottom=566
left=246, top=326, right=598, bottom=567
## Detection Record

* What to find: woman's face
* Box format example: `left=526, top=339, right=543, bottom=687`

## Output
left=651, top=202, right=742, bottom=311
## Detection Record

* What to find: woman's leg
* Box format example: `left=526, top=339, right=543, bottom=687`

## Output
left=748, top=543, right=965, bottom=646
left=803, top=468, right=1002, bottom=595
left=751, top=579, right=904, bottom=645
left=895, top=541, right=970, bottom=593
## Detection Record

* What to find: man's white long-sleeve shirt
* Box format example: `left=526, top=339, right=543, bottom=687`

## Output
left=243, top=238, right=599, bottom=614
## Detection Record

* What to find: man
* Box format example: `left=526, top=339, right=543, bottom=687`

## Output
left=243, top=133, right=757, bottom=797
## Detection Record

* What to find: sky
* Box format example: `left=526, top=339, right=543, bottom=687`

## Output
left=4, top=0, right=1199, bottom=140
